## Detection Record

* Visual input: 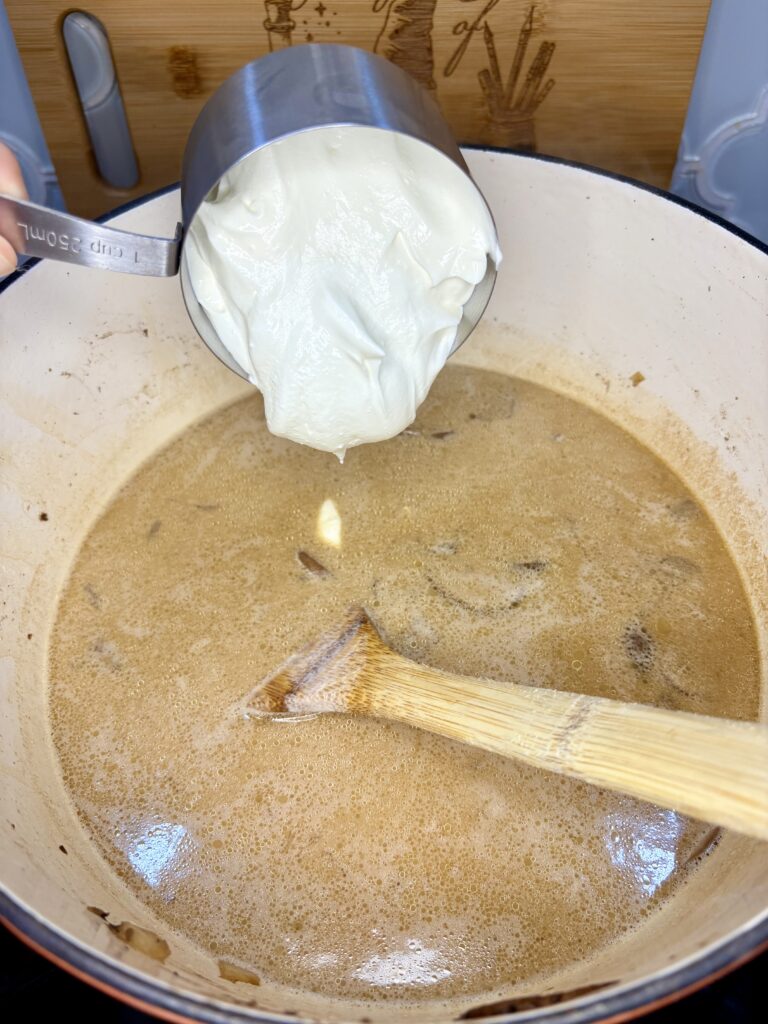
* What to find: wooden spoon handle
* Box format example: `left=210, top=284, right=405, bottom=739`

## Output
left=361, top=655, right=768, bottom=840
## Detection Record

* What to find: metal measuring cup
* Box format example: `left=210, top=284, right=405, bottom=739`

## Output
left=0, top=44, right=498, bottom=378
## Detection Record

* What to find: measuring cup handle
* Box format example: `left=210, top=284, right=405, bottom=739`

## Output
left=0, top=194, right=181, bottom=277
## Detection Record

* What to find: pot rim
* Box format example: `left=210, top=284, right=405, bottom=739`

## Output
left=2, top=151, right=767, bottom=1023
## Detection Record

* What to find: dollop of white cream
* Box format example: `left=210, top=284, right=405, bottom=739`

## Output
left=184, top=126, right=501, bottom=459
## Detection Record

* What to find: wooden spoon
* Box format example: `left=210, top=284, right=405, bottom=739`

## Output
left=246, top=607, right=768, bottom=841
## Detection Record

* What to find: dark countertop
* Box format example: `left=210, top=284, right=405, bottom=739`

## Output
left=1, top=926, right=761, bottom=1021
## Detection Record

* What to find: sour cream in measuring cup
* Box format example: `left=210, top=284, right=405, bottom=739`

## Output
left=184, top=126, right=501, bottom=460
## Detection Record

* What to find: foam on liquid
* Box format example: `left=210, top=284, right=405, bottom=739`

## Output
left=48, top=365, right=760, bottom=1006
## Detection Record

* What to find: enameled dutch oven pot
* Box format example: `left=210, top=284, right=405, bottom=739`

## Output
left=1, top=150, right=767, bottom=1023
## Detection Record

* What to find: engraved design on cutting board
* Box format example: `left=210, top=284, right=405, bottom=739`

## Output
left=261, top=2, right=557, bottom=152
left=263, top=1, right=342, bottom=48
left=263, top=1, right=307, bottom=50
left=373, top=1, right=439, bottom=92
left=444, top=3, right=556, bottom=152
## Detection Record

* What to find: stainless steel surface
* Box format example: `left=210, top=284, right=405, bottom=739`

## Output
left=453, top=255, right=497, bottom=353
left=179, top=253, right=244, bottom=377
left=0, top=194, right=180, bottom=276
left=1, top=44, right=497, bottom=371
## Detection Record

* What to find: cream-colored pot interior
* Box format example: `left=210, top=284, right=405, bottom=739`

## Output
left=1, top=152, right=767, bottom=1024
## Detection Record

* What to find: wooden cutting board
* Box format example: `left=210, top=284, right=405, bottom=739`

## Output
left=7, top=1, right=709, bottom=218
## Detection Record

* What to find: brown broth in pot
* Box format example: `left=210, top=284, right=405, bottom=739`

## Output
left=48, top=365, right=760, bottom=1004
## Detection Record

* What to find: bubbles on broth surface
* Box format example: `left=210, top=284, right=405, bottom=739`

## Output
left=49, top=366, right=759, bottom=1003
